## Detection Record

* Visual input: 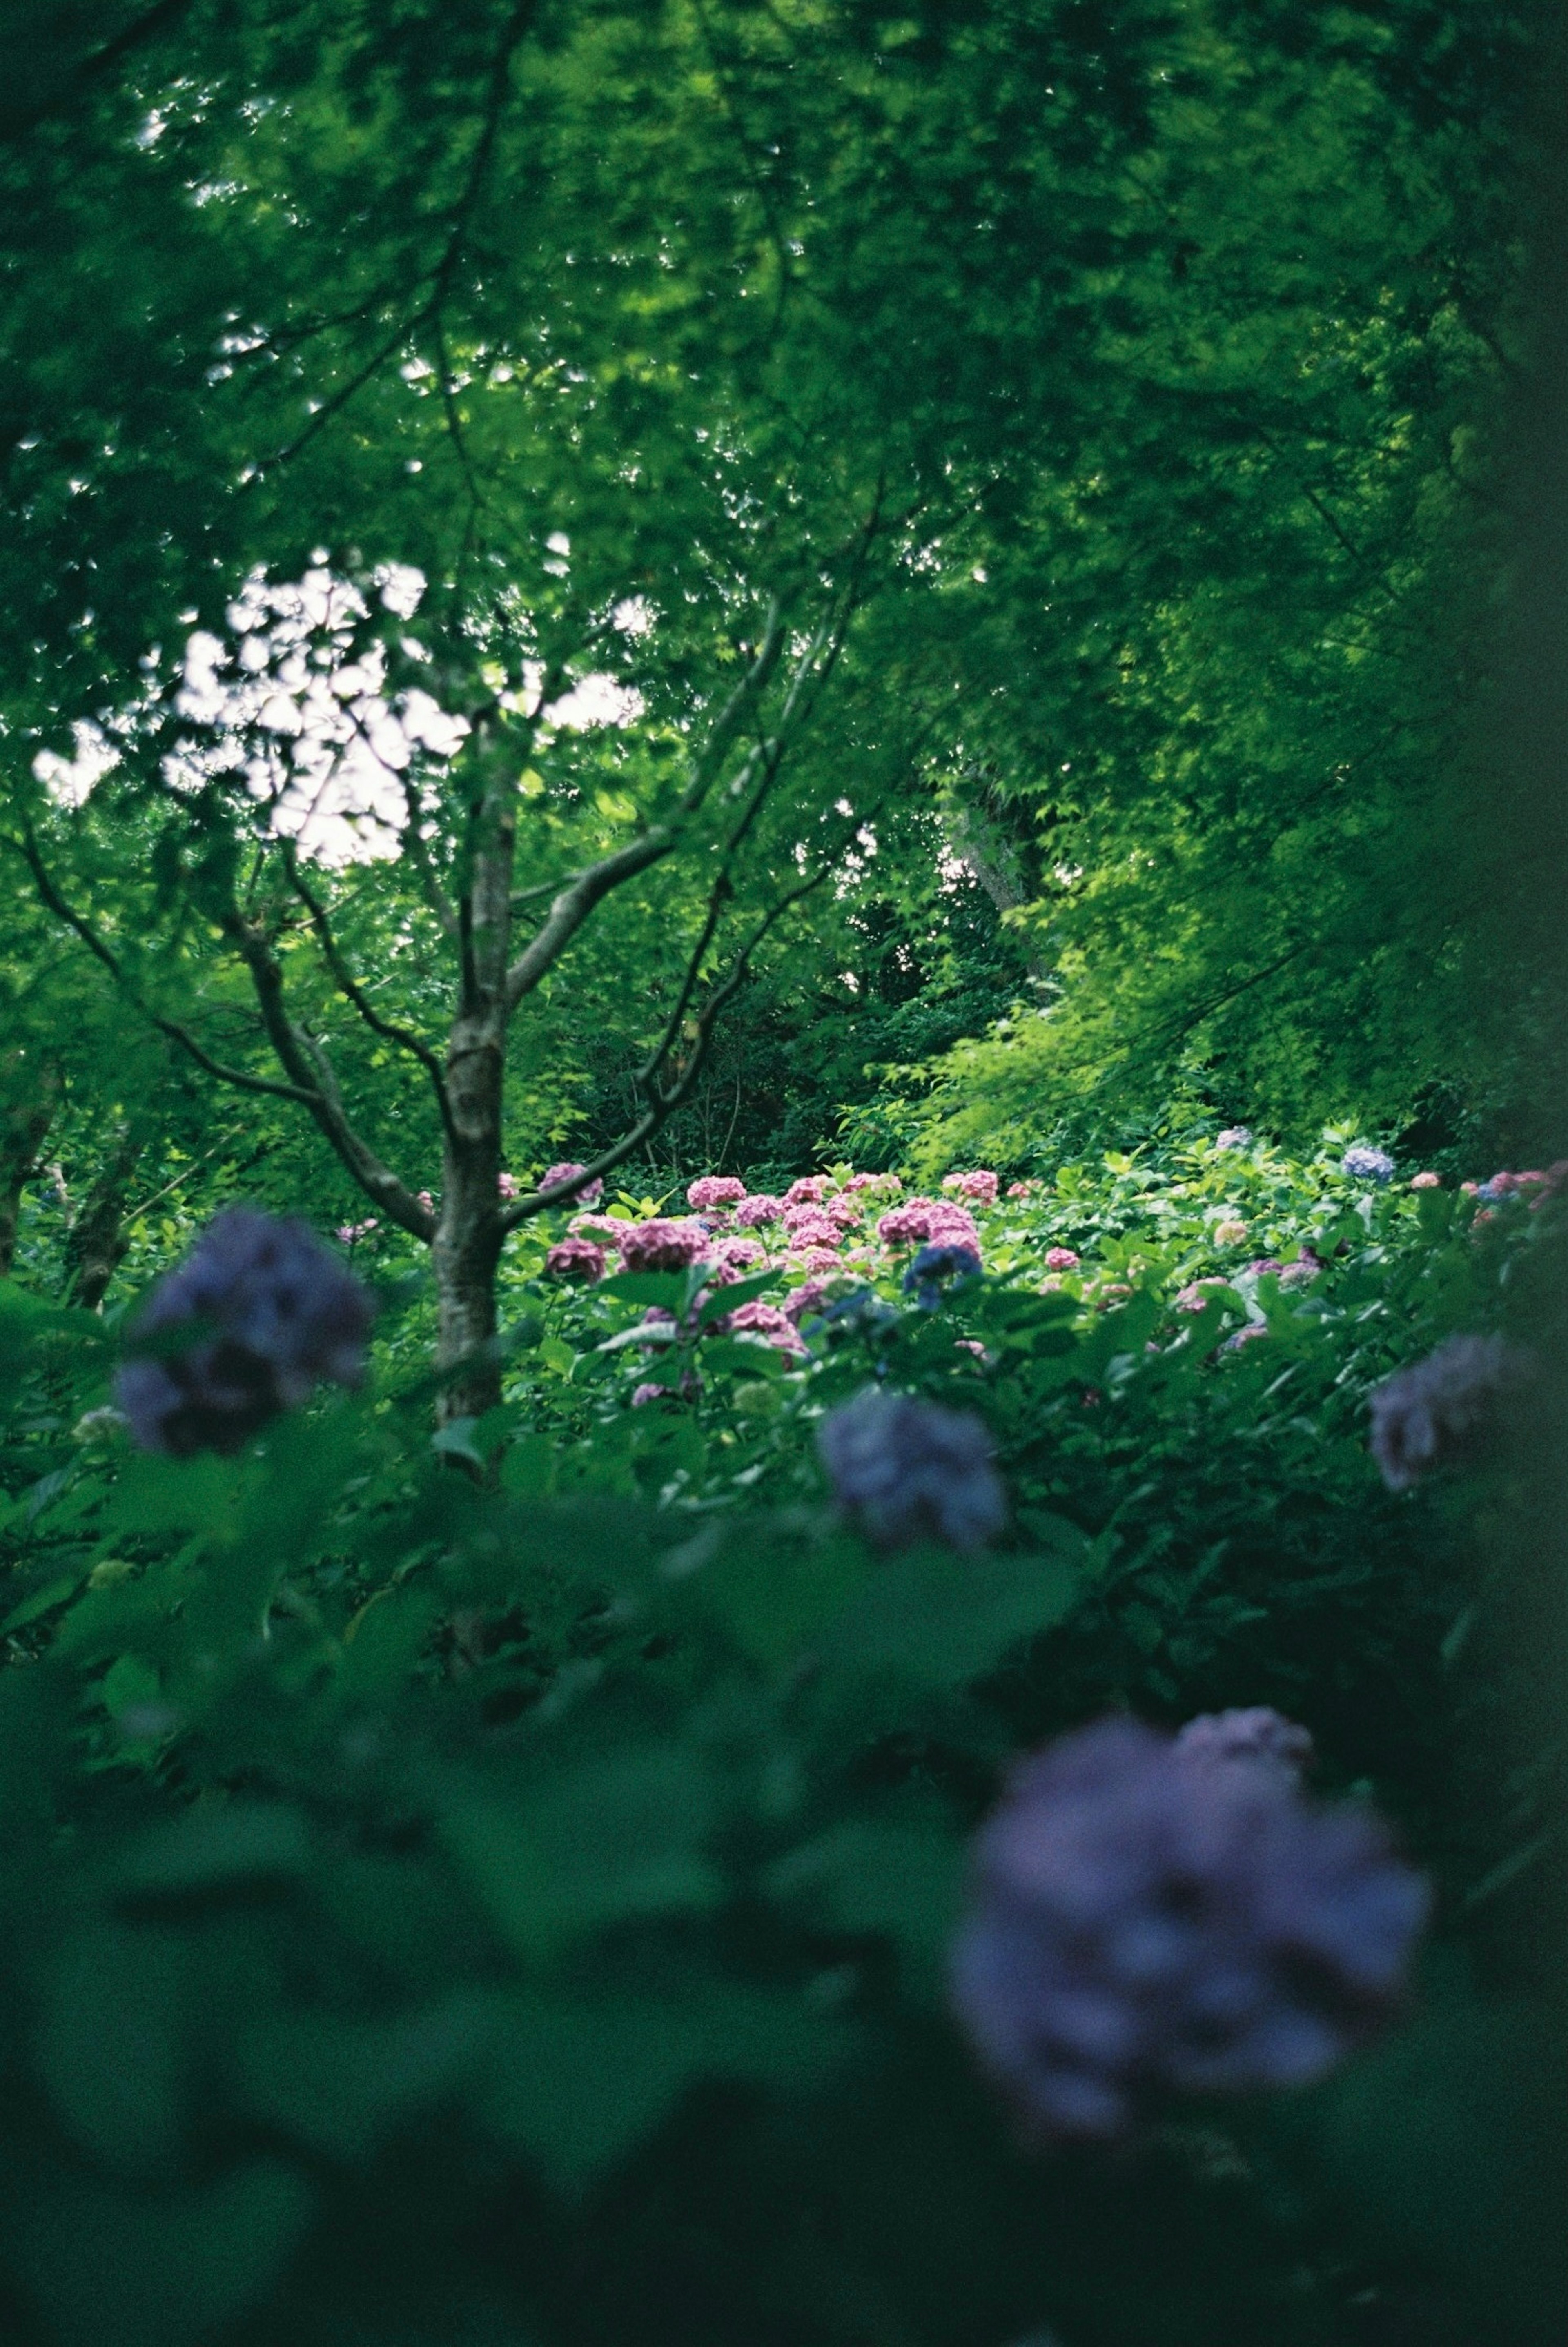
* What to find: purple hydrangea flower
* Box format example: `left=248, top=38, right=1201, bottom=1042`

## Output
left=545, top=1235, right=606, bottom=1282
left=817, top=1388, right=1006, bottom=1550
left=950, top=1716, right=1428, bottom=2143
left=1368, top=1333, right=1533, bottom=1491
left=1342, top=1145, right=1396, bottom=1183
left=115, top=1208, right=374, bottom=1456
left=1175, top=1707, right=1315, bottom=1782
left=1214, top=1127, right=1253, bottom=1152
left=903, top=1240, right=983, bottom=1311
left=542, top=1161, right=604, bottom=1207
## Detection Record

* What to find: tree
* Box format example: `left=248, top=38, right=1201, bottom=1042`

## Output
left=2, top=0, right=1196, bottom=1401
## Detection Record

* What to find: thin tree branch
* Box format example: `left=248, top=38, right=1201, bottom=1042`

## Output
left=499, top=860, right=831, bottom=1229
left=9, top=826, right=320, bottom=1107
left=0, top=0, right=199, bottom=140
left=218, top=909, right=436, bottom=1240
left=278, top=842, right=457, bottom=1141
left=501, top=608, right=790, bottom=1010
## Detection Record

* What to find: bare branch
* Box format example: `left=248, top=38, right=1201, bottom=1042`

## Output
left=499, top=858, right=831, bottom=1231
left=677, top=600, right=785, bottom=815
left=503, top=826, right=677, bottom=1010
left=0, top=0, right=199, bottom=141
left=9, top=826, right=320, bottom=1109
left=219, top=910, right=436, bottom=1240
left=278, top=842, right=456, bottom=1142
left=501, top=606, right=797, bottom=1011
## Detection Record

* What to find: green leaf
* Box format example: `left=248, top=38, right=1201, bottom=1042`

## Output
left=0, top=2154, right=315, bottom=2347
left=817, top=1536, right=1085, bottom=1692
left=477, top=1983, right=853, bottom=2191
left=442, top=1746, right=722, bottom=1963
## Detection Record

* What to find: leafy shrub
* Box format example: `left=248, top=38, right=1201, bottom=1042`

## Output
left=0, top=1125, right=1562, bottom=2347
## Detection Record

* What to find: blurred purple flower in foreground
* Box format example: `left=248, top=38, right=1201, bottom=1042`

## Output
left=1175, top=1707, right=1315, bottom=1782
left=951, top=1715, right=1428, bottom=2143
left=817, top=1388, right=1005, bottom=1551
left=116, top=1208, right=373, bottom=1457
left=1368, top=1332, right=1533, bottom=1491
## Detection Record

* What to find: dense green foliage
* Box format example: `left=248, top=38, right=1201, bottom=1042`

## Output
left=1, top=4, right=1565, bottom=2344
left=0, top=1136, right=1564, bottom=2345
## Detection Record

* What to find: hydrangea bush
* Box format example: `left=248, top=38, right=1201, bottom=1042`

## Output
left=0, top=1123, right=1563, bottom=2347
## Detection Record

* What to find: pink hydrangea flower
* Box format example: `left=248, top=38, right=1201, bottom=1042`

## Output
left=1044, top=1246, right=1080, bottom=1271
left=785, top=1176, right=829, bottom=1206
left=878, top=1198, right=980, bottom=1250
left=1174, top=1278, right=1232, bottom=1313
left=825, top=1195, right=864, bottom=1228
left=782, top=1210, right=841, bottom=1249
left=789, top=1247, right=843, bottom=1273
left=416, top=1190, right=436, bottom=1214
left=335, top=1219, right=379, bottom=1245
left=942, top=1169, right=1000, bottom=1205
left=542, top=1162, right=604, bottom=1207
left=708, top=1232, right=766, bottom=1270
left=782, top=1278, right=831, bottom=1324
left=497, top=1173, right=520, bottom=1199
left=619, top=1218, right=709, bottom=1273
left=545, top=1236, right=606, bottom=1282
left=687, top=1175, right=747, bottom=1212
left=734, top=1193, right=786, bottom=1227
left=1214, top=1218, right=1249, bottom=1246
left=1006, top=1181, right=1035, bottom=1198
left=843, top=1171, right=898, bottom=1194
left=1410, top=1171, right=1441, bottom=1190
left=570, top=1213, right=628, bottom=1245
left=726, top=1299, right=806, bottom=1354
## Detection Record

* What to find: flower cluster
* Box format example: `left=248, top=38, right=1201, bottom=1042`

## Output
left=1342, top=1145, right=1396, bottom=1184
left=817, top=1388, right=1006, bottom=1551
left=686, top=1175, right=746, bottom=1213
left=545, top=1235, right=606, bottom=1282
left=943, top=1169, right=1000, bottom=1205
left=618, top=1218, right=709, bottom=1274
left=1368, top=1333, right=1532, bottom=1491
left=733, top=1193, right=785, bottom=1228
left=116, top=1209, right=374, bottom=1457
left=1174, top=1708, right=1315, bottom=1781
left=1214, top=1127, right=1253, bottom=1151
left=542, top=1161, right=604, bottom=1207
left=950, top=1715, right=1428, bottom=2142
left=903, top=1240, right=982, bottom=1311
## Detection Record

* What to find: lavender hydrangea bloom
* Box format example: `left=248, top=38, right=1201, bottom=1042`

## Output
left=902, top=1240, right=982, bottom=1311
left=817, top=1388, right=1006, bottom=1551
left=1368, top=1333, right=1533, bottom=1491
left=115, top=1208, right=374, bottom=1457
left=950, top=1716, right=1428, bottom=2143
left=1214, top=1126, right=1253, bottom=1152
left=1175, top=1707, right=1315, bottom=1782
left=1343, top=1144, right=1396, bottom=1183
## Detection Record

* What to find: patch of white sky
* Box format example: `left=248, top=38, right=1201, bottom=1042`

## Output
left=34, top=556, right=647, bottom=866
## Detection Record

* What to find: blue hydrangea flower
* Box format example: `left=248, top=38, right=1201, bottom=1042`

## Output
left=1342, top=1145, right=1396, bottom=1183
left=902, top=1241, right=983, bottom=1312
left=950, top=1716, right=1428, bottom=2143
left=1174, top=1707, right=1315, bottom=1782
left=817, top=1388, right=1006, bottom=1550
left=116, top=1208, right=374, bottom=1456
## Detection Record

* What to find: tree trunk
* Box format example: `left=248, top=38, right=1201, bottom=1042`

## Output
left=62, top=1127, right=145, bottom=1311
left=0, top=1090, right=56, bottom=1276
left=434, top=1005, right=506, bottom=1422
